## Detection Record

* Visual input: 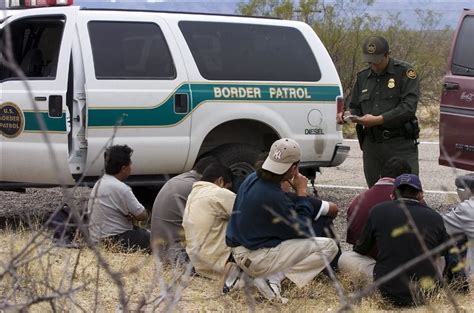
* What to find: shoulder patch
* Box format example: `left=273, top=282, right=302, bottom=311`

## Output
left=406, top=68, right=417, bottom=79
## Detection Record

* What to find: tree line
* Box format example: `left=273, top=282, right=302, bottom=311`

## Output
left=238, top=0, right=454, bottom=131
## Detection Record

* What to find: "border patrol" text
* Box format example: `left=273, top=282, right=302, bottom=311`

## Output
left=213, top=87, right=312, bottom=100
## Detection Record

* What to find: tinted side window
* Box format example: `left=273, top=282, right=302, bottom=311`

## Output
left=452, top=15, right=474, bottom=77
left=179, top=21, right=321, bottom=81
left=88, top=21, right=176, bottom=80
left=0, top=16, right=64, bottom=80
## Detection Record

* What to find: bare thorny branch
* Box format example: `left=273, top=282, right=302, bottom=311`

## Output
left=0, top=3, right=469, bottom=312
left=264, top=195, right=467, bottom=313
left=0, top=18, right=162, bottom=312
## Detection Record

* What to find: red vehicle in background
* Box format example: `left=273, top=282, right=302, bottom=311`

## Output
left=439, top=9, right=474, bottom=171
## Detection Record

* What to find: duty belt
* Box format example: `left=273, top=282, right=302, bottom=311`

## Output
left=381, top=129, right=404, bottom=139
left=366, top=127, right=405, bottom=142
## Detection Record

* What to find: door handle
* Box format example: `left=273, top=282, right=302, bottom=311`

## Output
left=443, top=82, right=459, bottom=90
left=48, top=95, right=63, bottom=118
left=34, top=96, right=47, bottom=102
left=174, top=93, right=189, bottom=114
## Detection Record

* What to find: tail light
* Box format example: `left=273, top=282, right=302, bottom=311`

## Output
left=336, top=96, right=345, bottom=115
left=24, top=0, right=73, bottom=7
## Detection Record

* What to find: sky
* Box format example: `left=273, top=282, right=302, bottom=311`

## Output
left=69, top=0, right=474, bottom=29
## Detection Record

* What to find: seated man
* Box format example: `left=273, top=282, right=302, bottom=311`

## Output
left=182, top=164, right=235, bottom=279
left=443, top=174, right=474, bottom=283
left=225, top=138, right=338, bottom=300
left=346, top=157, right=411, bottom=258
left=88, top=145, right=149, bottom=252
left=339, top=174, right=449, bottom=306
left=256, top=154, right=338, bottom=238
left=151, top=156, right=216, bottom=265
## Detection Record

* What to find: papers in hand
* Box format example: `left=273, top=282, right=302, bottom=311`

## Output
left=343, top=115, right=360, bottom=123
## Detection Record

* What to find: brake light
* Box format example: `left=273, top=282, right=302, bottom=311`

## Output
left=336, top=96, right=345, bottom=115
left=24, top=0, right=73, bottom=7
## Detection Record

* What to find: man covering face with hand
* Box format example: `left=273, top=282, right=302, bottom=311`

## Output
left=224, top=138, right=338, bottom=302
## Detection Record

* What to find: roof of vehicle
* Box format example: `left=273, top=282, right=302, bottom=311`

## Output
left=81, top=7, right=280, bottom=20
left=5, top=5, right=280, bottom=20
left=461, top=8, right=474, bottom=15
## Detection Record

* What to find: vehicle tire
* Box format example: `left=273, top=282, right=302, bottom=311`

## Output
left=214, top=144, right=260, bottom=192
left=131, top=185, right=161, bottom=213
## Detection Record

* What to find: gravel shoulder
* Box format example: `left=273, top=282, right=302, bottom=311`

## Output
left=0, top=141, right=469, bottom=247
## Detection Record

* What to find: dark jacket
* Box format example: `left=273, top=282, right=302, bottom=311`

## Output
left=226, top=172, right=315, bottom=250
left=355, top=198, right=448, bottom=306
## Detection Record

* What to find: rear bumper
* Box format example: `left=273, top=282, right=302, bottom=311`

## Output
left=329, top=144, right=350, bottom=166
left=299, top=144, right=350, bottom=171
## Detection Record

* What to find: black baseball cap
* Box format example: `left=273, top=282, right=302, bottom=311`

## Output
left=394, top=174, right=423, bottom=191
left=362, top=36, right=389, bottom=64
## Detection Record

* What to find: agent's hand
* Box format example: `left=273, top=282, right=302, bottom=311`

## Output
left=357, top=114, right=384, bottom=127
left=336, top=112, right=344, bottom=125
left=336, top=110, right=352, bottom=125
left=292, top=172, right=309, bottom=197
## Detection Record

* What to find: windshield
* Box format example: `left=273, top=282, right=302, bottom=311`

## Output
left=452, top=15, right=474, bottom=77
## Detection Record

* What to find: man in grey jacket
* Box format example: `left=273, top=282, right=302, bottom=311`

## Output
left=443, top=174, right=474, bottom=278
left=151, top=156, right=217, bottom=266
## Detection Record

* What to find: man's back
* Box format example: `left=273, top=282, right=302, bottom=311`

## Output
left=444, top=197, right=474, bottom=239
left=150, top=171, right=200, bottom=256
left=347, top=178, right=394, bottom=249
left=356, top=199, right=448, bottom=305
left=443, top=196, right=474, bottom=275
left=88, top=174, right=141, bottom=242
left=183, top=181, right=235, bottom=279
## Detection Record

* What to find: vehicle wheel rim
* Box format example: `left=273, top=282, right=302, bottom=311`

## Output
left=230, top=162, right=255, bottom=179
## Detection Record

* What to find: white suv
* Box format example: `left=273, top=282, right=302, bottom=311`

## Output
left=0, top=2, right=349, bottom=189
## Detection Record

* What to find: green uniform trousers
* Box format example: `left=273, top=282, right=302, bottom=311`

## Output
left=362, top=136, right=419, bottom=187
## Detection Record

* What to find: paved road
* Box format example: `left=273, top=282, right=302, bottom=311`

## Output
left=317, top=139, right=471, bottom=193
left=313, top=139, right=472, bottom=247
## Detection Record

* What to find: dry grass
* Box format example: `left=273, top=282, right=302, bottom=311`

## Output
left=0, top=228, right=472, bottom=312
left=418, top=103, right=440, bottom=140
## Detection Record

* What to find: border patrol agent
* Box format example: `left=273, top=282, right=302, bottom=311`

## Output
left=337, top=36, right=420, bottom=187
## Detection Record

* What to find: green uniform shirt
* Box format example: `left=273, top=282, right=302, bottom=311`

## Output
left=349, top=58, right=420, bottom=129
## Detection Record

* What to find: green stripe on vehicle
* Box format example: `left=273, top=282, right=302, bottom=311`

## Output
left=23, top=83, right=340, bottom=131
left=24, top=112, right=66, bottom=132
left=88, top=84, right=192, bottom=128
left=191, top=83, right=340, bottom=103
left=87, top=83, right=340, bottom=128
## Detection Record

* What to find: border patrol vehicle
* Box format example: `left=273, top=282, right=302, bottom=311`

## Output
left=0, top=0, right=349, bottom=191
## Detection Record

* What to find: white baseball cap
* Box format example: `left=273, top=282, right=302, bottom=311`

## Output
left=262, top=138, right=301, bottom=175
